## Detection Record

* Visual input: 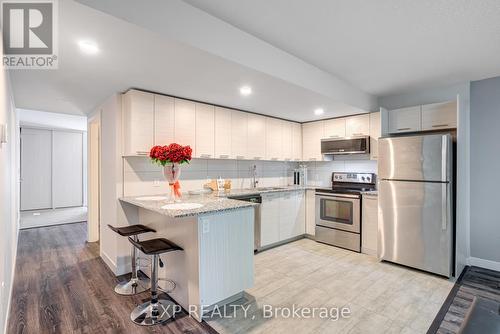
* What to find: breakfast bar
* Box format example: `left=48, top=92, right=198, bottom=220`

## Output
left=119, top=195, right=256, bottom=321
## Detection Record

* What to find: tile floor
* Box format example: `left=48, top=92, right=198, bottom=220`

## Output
left=207, top=239, right=453, bottom=334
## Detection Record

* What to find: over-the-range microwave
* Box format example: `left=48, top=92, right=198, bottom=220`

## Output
left=320, top=136, right=370, bottom=155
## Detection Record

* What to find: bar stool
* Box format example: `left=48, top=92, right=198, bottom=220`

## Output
left=107, top=224, right=156, bottom=295
left=128, top=237, right=183, bottom=326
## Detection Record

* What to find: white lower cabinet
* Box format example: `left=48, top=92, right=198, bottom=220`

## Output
left=261, top=191, right=305, bottom=248
left=305, top=189, right=316, bottom=236
left=361, top=195, right=378, bottom=256
left=260, top=193, right=281, bottom=247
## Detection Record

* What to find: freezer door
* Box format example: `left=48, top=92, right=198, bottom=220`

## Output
left=378, top=180, right=453, bottom=277
left=378, top=134, right=452, bottom=182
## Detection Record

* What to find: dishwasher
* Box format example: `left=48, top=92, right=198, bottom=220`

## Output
left=228, top=194, right=262, bottom=251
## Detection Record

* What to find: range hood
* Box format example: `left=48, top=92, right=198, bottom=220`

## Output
left=321, top=136, right=370, bottom=155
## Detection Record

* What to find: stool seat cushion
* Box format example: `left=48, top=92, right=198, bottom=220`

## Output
left=128, top=237, right=183, bottom=255
left=107, top=224, right=156, bottom=237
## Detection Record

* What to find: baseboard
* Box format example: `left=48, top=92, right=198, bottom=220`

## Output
left=468, top=257, right=500, bottom=272
left=100, top=250, right=118, bottom=275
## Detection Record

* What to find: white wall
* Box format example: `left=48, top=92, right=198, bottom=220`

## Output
left=469, top=76, right=500, bottom=270
left=18, top=108, right=87, bottom=131
left=379, top=82, right=470, bottom=277
left=0, top=59, right=19, bottom=333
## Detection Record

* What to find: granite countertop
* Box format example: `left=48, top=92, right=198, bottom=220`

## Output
left=119, top=194, right=258, bottom=218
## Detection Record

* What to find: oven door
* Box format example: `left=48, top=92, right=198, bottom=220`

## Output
left=315, top=193, right=360, bottom=233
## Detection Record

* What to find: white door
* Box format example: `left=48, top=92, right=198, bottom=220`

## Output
left=21, top=128, right=52, bottom=210
left=53, top=131, right=83, bottom=208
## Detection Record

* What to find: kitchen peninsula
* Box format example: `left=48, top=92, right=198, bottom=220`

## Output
left=119, top=194, right=256, bottom=321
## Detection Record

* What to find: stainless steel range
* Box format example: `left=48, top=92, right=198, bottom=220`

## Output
left=315, top=172, right=376, bottom=252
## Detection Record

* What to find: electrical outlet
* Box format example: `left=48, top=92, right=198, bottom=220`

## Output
left=202, top=219, right=210, bottom=233
left=153, top=179, right=161, bottom=187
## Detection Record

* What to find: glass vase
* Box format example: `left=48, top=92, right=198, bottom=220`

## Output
left=163, top=163, right=182, bottom=203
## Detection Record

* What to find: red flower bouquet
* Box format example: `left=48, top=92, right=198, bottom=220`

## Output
left=149, top=143, right=192, bottom=166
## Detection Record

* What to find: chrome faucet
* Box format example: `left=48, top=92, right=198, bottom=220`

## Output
left=252, top=164, right=259, bottom=188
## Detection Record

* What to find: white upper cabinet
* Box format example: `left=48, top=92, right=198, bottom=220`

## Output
left=421, top=101, right=457, bottom=131
left=281, top=121, right=293, bottom=161
left=324, top=118, right=346, bottom=138
left=174, top=99, right=196, bottom=153
left=302, top=121, right=324, bottom=161
left=195, top=103, right=215, bottom=158
left=247, top=114, right=266, bottom=160
left=154, top=94, right=174, bottom=146
left=214, top=107, right=232, bottom=159
left=291, top=122, right=302, bottom=161
left=123, top=90, right=154, bottom=156
left=231, top=110, right=248, bottom=159
left=369, top=112, right=381, bottom=160
left=345, top=114, right=370, bottom=137
left=265, top=117, right=283, bottom=161
left=388, top=106, right=421, bottom=134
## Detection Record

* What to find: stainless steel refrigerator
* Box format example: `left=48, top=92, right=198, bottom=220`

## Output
left=378, top=133, right=453, bottom=277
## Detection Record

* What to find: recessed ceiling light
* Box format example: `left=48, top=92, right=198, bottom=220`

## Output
left=314, top=108, right=324, bottom=116
left=78, top=40, right=99, bottom=55
left=239, top=86, right=252, bottom=96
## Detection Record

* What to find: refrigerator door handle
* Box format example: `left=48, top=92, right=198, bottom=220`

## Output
left=442, top=135, right=448, bottom=182
left=442, top=183, right=447, bottom=230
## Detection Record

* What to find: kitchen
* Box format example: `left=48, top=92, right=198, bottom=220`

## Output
left=2, top=1, right=499, bottom=334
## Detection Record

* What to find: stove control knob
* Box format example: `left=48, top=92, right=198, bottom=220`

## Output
left=361, top=176, right=365, bottom=181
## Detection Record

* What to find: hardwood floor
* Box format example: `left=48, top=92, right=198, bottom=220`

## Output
left=430, top=266, right=500, bottom=334
left=7, top=222, right=217, bottom=334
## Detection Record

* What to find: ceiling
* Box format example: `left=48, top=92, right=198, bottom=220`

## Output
left=8, top=0, right=500, bottom=121
left=8, top=0, right=370, bottom=121
left=185, top=0, right=500, bottom=96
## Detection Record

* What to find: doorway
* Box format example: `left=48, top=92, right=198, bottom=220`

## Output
left=20, top=127, right=86, bottom=229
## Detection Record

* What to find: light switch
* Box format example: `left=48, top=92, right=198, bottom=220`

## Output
left=0, top=124, right=6, bottom=143
left=202, top=219, right=210, bottom=233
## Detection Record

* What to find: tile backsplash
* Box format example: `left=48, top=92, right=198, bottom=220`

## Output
left=123, top=156, right=378, bottom=196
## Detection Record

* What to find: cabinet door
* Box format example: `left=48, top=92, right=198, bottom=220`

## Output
left=305, top=190, right=316, bottom=235
left=281, top=121, right=293, bottom=161
left=260, top=193, right=281, bottom=247
left=247, top=114, right=266, bottom=160
left=174, top=99, right=196, bottom=153
left=214, top=107, right=232, bottom=159
left=294, top=191, right=306, bottom=236
left=421, top=101, right=457, bottom=131
left=122, top=90, right=154, bottom=155
left=388, top=106, right=421, bottom=134
left=265, top=117, right=283, bottom=161
left=346, top=114, right=370, bottom=137
left=279, top=192, right=295, bottom=240
left=154, top=95, right=174, bottom=146
left=292, top=122, right=302, bottom=161
left=361, top=196, right=378, bottom=255
left=231, top=110, right=248, bottom=159
left=324, top=118, right=346, bottom=138
left=195, top=103, right=215, bottom=158
left=302, top=121, right=324, bottom=161
left=369, top=112, right=381, bottom=160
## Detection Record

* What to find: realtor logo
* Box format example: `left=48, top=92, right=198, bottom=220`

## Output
left=1, top=0, right=58, bottom=69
